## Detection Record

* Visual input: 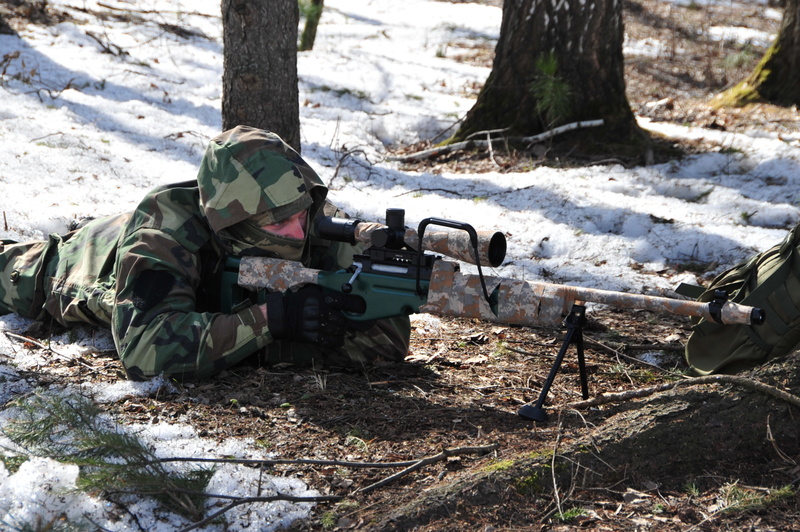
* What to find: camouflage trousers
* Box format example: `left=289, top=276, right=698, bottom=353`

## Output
left=0, top=214, right=127, bottom=329
left=0, top=235, right=117, bottom=327
left=0, top=237, right=56, bottom=320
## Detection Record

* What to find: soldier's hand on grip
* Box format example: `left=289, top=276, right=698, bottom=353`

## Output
left=265, top=285, right=362, bottom=347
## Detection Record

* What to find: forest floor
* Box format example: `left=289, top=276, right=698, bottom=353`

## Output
left=4, top=0, right=800, bottom=531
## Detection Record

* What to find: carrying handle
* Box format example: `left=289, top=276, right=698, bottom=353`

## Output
left=416, top=217, right=493, bottom=306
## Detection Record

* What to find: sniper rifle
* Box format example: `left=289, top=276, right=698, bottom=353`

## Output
left=221, top=208, right=765, bottom=422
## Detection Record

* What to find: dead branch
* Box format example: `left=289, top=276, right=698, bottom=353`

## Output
left=107, top=485, right=340, bottom=532
left=170, top=492, right=340, bottom=532
left=394, top=187, right=465, bottom=198
left=465, top=127, right=511, bottom=140
left=85, top=30, right=127, bottom=56
left=357, top=443, right=500, bottom=494
left=158, top=444, right=499, bottom=499
left=155, top=456, right=420, bottom=469
left=97, top=2, right=217, bottom=18
left=563, top=374, right=800, bottom=411
left=551, top=414, right=565, bottom=516
left=390, top=120, right=605, bottom=162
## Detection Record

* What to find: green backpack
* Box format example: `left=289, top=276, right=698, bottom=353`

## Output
left=682, top=223, right=800, bottom=375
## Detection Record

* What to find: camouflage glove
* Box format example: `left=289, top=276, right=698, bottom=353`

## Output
left=265, top=285, right=359, bottom=347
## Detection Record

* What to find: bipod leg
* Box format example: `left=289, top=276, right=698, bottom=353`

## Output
left=518, top=304, right=589, bottom=422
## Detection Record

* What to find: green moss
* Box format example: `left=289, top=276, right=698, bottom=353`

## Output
left=712, top=81, right=765, bottom=108
left=713, top=43, right=780, bottom=108
left=481, top=458, right=515, bottom=472
left=553, top=507, right=588, bottom=522
left=526, top=449, right=554, bottom=461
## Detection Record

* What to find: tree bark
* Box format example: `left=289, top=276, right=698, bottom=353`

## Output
left=715, top=0, right=800, bottom=107
left=221, top=0, right=301, bottom=151
left=452, top=0, right=635, bottom=143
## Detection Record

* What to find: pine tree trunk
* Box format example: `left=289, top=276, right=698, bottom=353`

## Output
left=299, top=0, right=324, bottom=52
left=452, top=0, right=635, bottom=143
left=221, top=0, right=301, bottom=151
left=716, top=0, right=800, bottom=107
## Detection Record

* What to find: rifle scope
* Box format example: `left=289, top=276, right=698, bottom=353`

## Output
left=316, top=208, right=507, bottom=268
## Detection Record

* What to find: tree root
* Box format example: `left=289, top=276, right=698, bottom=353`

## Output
left=357, top=443, right=500, bottom=493
left=390, top=120, right=605, bottom=162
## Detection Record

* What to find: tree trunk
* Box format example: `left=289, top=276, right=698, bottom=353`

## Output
left=299, top=0, right=324, bottom=52
left=714, top=0, right=800, bottom=107
left=221, top=0, right=301, bottom=152
left=452, top=0, right=635, bottom=143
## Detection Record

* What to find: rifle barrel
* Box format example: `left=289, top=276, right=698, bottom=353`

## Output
left=421, top=261, right=763, bottom=326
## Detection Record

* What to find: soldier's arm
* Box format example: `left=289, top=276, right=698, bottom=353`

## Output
left=112, top=228, right=273, bottom=380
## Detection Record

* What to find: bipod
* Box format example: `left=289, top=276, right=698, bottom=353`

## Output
left=518, top=303, right=590, bottom=422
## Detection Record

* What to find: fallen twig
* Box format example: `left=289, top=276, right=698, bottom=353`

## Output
left=357, top=443, right=500, bottom=493
left=170, top=492, right=341, bottom=532
left=86, top=31, right=127, bottom=56
left=155, top=456, right=420, bottom=469
left=158, top=444, right=500, bottom=499
left=390, top=119, right=604, bottom=162
left=97, top=2, right=217, bottom=17
left=486, top=130, right=499, bottom=166
left=394, top=187, right=465, bottom=198
left=465, top=127, right=511, bottom=140
left=766, top=415, right=797, bottom=466
left=564, top=374, right=800, bottom=411
left=551, top=414, right=565, bottom=516
left=4, top=331, right=97, bottom=370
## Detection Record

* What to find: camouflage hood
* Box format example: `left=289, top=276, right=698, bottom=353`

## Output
left=197, top=126, right=327, bottom=234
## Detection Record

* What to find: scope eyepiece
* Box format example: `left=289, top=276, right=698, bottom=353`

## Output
left=316, top=216, right=361, bottom=244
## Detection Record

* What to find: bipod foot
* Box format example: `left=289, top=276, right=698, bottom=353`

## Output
left=517, top=403, right=548, bottom=422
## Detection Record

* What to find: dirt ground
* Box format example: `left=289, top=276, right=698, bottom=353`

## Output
left=3, top=0, right=800, bottom=531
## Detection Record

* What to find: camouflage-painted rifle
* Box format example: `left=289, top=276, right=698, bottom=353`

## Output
left=224, top=208, right=765, bottom=421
